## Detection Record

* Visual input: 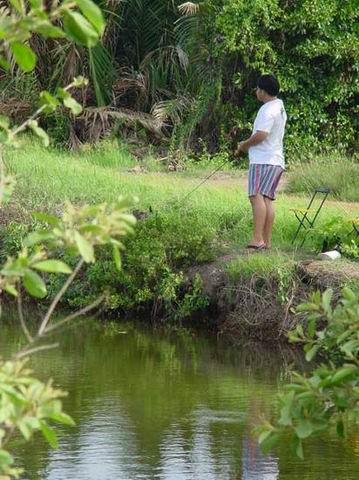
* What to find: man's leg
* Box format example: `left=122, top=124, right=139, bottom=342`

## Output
left=249, top=194, right=266, bottom=246
left=263, top=197, right=275, bottom=249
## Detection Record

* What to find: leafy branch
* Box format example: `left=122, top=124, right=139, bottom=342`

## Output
left=255, top=287, right=359, bottom=459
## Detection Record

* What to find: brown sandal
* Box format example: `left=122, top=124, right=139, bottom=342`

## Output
left=246, top=243, right=266, bottom=250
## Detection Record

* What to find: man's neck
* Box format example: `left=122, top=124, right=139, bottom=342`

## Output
left=263, top=95, right=277, bottom=104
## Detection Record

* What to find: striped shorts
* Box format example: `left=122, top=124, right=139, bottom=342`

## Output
left=248, top=164, right=284, bottom=200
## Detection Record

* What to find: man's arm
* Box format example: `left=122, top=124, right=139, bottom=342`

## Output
left=237, top=130, right=268, bottom=154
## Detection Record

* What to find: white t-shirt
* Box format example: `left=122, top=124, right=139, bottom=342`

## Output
left=248, top=98, right=287, bottom=169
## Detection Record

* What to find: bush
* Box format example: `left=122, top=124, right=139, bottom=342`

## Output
left=308, top=216, right=359, bottom=258
left=46, top=210, right=217, bottom=319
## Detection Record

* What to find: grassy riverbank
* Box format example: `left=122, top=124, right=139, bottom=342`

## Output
left=2, top=139, right=359, bottom=328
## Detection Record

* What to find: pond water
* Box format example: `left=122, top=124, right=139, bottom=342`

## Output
left=1, top=319, right=358, bottom=480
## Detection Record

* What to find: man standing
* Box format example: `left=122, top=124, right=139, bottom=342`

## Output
left=238, top=74, right=287, bottom=250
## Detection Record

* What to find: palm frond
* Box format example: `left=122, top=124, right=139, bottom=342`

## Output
left=81, top=106, right=166, bottom=140
left=178, top=2, right=200, bottom=16
left=151, top=96, right=192, bottom=126
left=89, top=43, right=117, bottom=106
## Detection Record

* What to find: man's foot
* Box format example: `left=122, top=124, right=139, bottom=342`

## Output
left=246, top=242, right=266, bottom=250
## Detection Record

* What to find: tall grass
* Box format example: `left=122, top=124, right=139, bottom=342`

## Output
left=286, top=155, right=359, bottom=202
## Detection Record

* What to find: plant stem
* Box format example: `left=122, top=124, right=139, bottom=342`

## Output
left=15, top=342, right=59, bottom=360
left=44, top=295, right=104, bottom=334
left=38, top=258, right=85, bottom=335
left=17, top=287, right=33, bottom=343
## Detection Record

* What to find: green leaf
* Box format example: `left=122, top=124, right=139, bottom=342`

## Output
left=63, top=10, right=99, bottom=47
left=278, top=390, right=295, bottom=426
left=50, top=412, right=75, bottom=426
left=292, top=436, right=304, bottom=459
left=295, top=420, right=314, bottom=439
left=337, top=329, right=353, bottom=344
left=1, top=262, right=25, bottom=277
left=28, top=120, right=49, bottom=147
left=29, top=0, right=44, bottom=8
left=57, top=88, right=83, bottom=115
left=0, top=449, right=14, bottom=466
left=336, top=419, right=345, bottom=438
left=24, top=230, right=56, bottom=247
left=113, top=245, right=122, bottom=271
left=40, top=421, right=58, bottom=448
left=0, top=115, right=10, bottom=129
left=305, top=344, right=320, bottom=362
left=296, top=302, right=320, bottom=312
left=38, top=400, right=62, bottom=417
left=63, top=95, right=82, bottom=115
left=4, top=284, right=18, bottom=297
left=40, top=91, right=60, bottom=113
left=33, top=260, right=72, bottom=274
left=331, top=366, right=357, bottom=385
left=72, top=76, right=88, bottom=87
left=322, top=289, right=333, bottom=312
left=9, top=0, right=25, bottom=14
left=10, top=42, right=37, bottom=72
left=260, top=433, right=280, bottom=454
left=75, top=0, right=105, bottom=35
left=0, top=56, right=10, bottom=71
left=23, top=269, right=47, bottom=298
left=341, top=287, right=356, bottom=301
left=255, top=426, right=273, bottom=444
left=74, top=232, right=94, bottom=262
left=80, top=224, right=102, bottom=234
left=18, top=420, right=32, bottom=440
left=33, top=22, right=65, bottom=38
left=32, top=211, right=60, bottom=226
left=0, top=384, right=27, bottom=404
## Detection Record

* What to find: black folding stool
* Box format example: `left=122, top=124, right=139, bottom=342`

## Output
left=291, top=187, right=331, bottom=247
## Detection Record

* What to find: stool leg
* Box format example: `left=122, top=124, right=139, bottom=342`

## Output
left=292, top=213, right=309, bottom=244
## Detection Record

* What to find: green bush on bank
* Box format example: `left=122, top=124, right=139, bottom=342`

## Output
left=85, top=211, right=216, bottom=313
left=0, top=210, right=217, bottom=320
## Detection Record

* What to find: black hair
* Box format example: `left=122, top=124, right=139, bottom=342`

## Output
left=257, top=74, right=280, bottom=96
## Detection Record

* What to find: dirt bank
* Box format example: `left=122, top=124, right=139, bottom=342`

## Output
left=185, top=254, right=359, bottom=341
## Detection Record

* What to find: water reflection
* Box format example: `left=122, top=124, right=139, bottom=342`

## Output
left=242, top=435, right=279, bottom=480
left=0, top=318, right=357, bottom=479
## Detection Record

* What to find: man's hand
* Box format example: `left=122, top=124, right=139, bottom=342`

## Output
left=236, top=141, right=249, bottom=155
left=236, top=131, right=269, bottom=156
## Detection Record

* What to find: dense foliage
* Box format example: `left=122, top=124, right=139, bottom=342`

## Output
left=215, top=0, right=359, bottom=159
left=1, top=1, right=358, bottom=158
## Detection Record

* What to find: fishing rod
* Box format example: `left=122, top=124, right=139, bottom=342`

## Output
left=173, top=158, right=230, bottom=208
left=171, top=128, right=243, bottom=208
left=136, top=157, right=234, bottom=219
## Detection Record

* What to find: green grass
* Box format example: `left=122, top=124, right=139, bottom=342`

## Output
left=4, top=139, right=358, bottom=254
left=286, top=155, right=359, bottom=202
left=226, top=251, right=297, bottom=281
